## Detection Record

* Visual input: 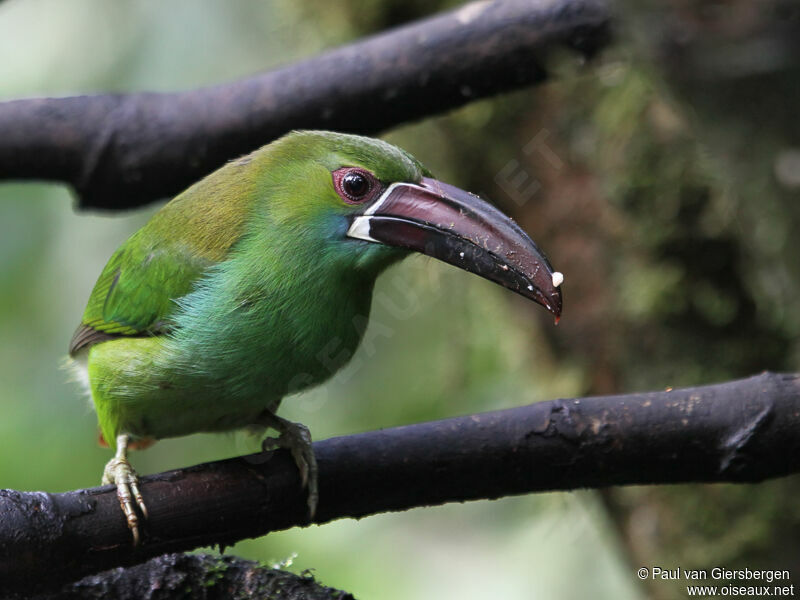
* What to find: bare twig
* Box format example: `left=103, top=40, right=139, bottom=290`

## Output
left=0, top=0, right=611, bottom=210
left=1, top=372, right=798, bottom=595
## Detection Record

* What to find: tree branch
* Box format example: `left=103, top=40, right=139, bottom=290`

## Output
left=0, top=0, right=611, bottom=210
left=26, top=554, right=353, bottom=600
left=1, top=372, right=799, bottom=595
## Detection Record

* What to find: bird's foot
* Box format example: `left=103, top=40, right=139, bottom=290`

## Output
left=261, top=416, right=318, bottom=519
left=102, top=434, right=147, bottom=545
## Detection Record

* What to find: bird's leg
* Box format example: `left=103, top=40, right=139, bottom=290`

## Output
left=259, top=413, right=318, bottom=519
left=102, top=433, right=148, bottom=545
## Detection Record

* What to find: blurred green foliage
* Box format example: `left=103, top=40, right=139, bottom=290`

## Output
left=1, top=0, right=797, bottom=598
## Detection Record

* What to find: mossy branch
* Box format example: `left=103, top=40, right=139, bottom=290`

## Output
left=22, top=553, right=353, bottom=600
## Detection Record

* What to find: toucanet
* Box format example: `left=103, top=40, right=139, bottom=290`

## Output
left=69, top=131, right=564, bottom=544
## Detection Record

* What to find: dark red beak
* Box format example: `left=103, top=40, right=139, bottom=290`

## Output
left=348, top=177, right=563, bottom=318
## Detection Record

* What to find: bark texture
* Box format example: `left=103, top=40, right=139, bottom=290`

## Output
left=1, top=372, right=798, bottom=595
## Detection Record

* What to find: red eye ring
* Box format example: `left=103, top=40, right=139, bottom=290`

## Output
left=332, top=167, right=381, bottom=204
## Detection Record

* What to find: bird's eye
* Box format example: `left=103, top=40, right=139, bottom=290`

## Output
left=343, top=172, right=368, bottom=198
left=332, top=167, right=380, bottom=204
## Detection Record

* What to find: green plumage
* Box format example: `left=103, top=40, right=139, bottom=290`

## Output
left=71, top=129, right=563, bottom=542
left=72, top=151, right=257, bottom=347
left=72, top=131, right=424, bottom=448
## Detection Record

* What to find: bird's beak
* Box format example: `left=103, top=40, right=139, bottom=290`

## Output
left=347, top=177, right=563, bottom=318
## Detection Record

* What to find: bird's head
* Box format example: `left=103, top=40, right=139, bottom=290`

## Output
left=253, top=130, right=563, bottom=318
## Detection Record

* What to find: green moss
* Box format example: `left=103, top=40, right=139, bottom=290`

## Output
left=201, top=557, right=229, bottom=588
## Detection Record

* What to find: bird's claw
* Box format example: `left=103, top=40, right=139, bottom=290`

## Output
left=262, top=418, right=318, bottom=519
left=102, top=439, right=147, bottom=546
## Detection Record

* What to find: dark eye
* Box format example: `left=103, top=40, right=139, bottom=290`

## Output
left=343, top=172, right=369, bottom=198
left=333, top=167, right=380, bottom=204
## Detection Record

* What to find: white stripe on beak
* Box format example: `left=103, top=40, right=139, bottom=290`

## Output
left=347, top=181, right=427, bottom=242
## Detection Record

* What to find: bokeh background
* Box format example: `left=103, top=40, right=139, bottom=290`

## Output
left=1, top=1, right=798, bottom=598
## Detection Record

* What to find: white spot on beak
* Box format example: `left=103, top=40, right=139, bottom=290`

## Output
left=347, top=216, right=379, bottom=243
left=527, top=284, right=534, bottom=291
left=459, top=252, right=465, bottom=259
left=552, top=271, right=564, bottom=288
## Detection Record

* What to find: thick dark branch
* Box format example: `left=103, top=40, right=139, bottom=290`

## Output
left=0, top=0, right=611, bottom=210
left=2, top=372, right=799, bottom=595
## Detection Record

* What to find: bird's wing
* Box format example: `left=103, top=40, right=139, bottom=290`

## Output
left=69, top=169, right=254, bottom=356
left=69, top=236, right=209, bottom=355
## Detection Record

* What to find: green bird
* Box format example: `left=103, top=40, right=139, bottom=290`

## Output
left=68, top=131, right=563, bottom=544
